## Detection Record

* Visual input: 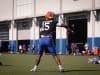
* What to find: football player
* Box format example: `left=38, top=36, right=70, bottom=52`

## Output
left=30, top=11, right=65, bottom=72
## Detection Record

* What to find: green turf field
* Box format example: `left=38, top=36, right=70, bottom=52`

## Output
left=0, top=54, right=100, bottom=75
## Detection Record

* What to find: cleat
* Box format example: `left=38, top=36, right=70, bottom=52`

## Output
left=59, top=67, right=64, bottom=72
left=58, top=65, right=64, bottom=72
left=30, top=65, right=37, bottom=72
left=59, top=68, right=64, bottom=72
left=30, top=68, right=37, bottom=72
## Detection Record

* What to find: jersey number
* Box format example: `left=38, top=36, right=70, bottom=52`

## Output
left=40, top=22, right=50, bottom=31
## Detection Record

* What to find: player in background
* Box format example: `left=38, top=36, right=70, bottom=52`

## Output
left=88, top=46, right=100, bottom=64
left=30, top=11, right=66, bottom=72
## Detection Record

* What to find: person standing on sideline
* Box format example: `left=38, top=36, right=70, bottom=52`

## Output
left=18, top=44, right=22, bottom=53
left=30, top=11, right=65, bottom=72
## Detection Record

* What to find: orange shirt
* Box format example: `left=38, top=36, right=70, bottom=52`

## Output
left=93, top=48, right=99, bottom=56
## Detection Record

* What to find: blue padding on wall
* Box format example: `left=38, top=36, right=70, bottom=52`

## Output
left=94, top=37, right=100, bottom=48
left=29, top=40, right=34, bottom=53
left=87, top=37, right=100, bottom=50
left=9, top=40, right=16, bottom=53
left=34, top=40, right=39, bottom=52
left=87, top=38, right=92, bottom=50
left=56, top=39, right=67, bottom=54
left=61, top=39, right=67, bottom=54
left=56, top=39, right=60, bottom=53
left=8, top=37, right=100, bottom=54
left=29, top=40, right=39, bottom=53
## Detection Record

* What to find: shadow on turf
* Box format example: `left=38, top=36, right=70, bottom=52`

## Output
left=0, top=64, right=13, bottom=66
left=35, top=69, right=100, bottom=73
left=64, top=69, right=100, bottom=72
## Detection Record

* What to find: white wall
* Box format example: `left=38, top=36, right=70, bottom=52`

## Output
left=88, top=20, right=93, bottom=37
left=36, top=0, right=60, bottom=16
left=88, top=11, right=100, bottom=38
left=95, top=0, right=100, bottom=9
left=30, top=18, right=39, bottom=40
left=18, top=30, right=30, bottom=40
left=1, top=0, right=100, bottom=39
left=9, top=21, right=17, bottom=40
left=95, top=21, right=100, bottom=37
left=0, top=0, right=100, bottom=20
left=15, top=0, right=33, bottom=19
left=0, top=0, right=12, bottom=21
left=56, top=27, right=66, bottom=39
left=62, top=0, right=92, bottom=13
left=95, top=11, right=100, bottom=37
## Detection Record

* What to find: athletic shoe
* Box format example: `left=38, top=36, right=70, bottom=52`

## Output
left=30, top=65, right=37, bottom=72
left=59, top=68, right=64, bottom=72
left=58, top=65, right=64, bottom=72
